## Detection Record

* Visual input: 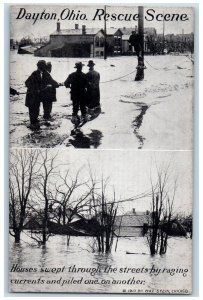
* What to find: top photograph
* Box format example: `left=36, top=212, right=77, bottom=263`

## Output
left=9, top=5, right=194, bottom=150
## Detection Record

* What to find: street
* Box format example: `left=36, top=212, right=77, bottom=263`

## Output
left=10, top=52, right=193, bottom=149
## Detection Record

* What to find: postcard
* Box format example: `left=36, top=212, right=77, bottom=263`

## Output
left=9, top=4, right=194, bottom=294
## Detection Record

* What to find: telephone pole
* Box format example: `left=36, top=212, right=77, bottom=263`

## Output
left=104, top=5, right=107, bottom=60
left=135, top=6, right=145, bottom=81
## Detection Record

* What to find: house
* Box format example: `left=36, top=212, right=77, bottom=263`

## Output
left=106, top=28, right=123, bottom=56
left=160, top=219, right=187, bottom=237
left=23, top=215, right=43, bottom=230
left=120, top=27, right=157, bottom=54
left=114, top=209, right=151, bottom=237
left=34, top=23, right=105, bottom=58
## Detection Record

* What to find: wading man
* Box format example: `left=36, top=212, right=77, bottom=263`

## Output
left=86, top=60, right=101, bottom=115
left=25, top=60, right=47, bottom=130
left=42, top=62, right=59, bottom=120
left=64, top=62, right=88, bottom=124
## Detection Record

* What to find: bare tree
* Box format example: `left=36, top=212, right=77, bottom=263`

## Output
left=9, top=149, right=40, bottom=243
left=88, top=167, right=117, bottom=253
left=31, top=150, right=58, bottom=245
left=146, top=162, right=177, bottom=255
left=54, top=169, right=89, bottom=225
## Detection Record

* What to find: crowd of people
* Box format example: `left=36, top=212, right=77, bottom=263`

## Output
left=12, top=59, right=101, bottom=130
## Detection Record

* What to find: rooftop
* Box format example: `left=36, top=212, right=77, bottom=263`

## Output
left=51, top=28, right=103, bottom=36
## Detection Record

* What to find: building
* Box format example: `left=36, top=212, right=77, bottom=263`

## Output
left=34, top=23, right=105, bottom=58
left=114, top=209, right=151, bottom=237
left=164, top=33, right=194, bottom=53
left=106, top=28, right=123, bottom=56
left=120, top=27, right=157, bottom=54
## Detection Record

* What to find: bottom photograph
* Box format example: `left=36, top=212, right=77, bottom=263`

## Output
left=9, top=149, right=192, bottom=294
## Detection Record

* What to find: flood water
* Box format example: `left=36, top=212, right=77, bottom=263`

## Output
left=10, top=51, right=193, bottom=150
left=9, top=232, right=192, bottom=294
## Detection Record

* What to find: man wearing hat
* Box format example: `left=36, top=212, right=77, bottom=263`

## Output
left=25, top=60, right=47, bottom=129
left=86, top=60, right=101, bottom=114
left=64, top=62, right=88, bottom=124
left=25, top=60, right=60, bottom=129
left=41, top=62, right=60, bottom=120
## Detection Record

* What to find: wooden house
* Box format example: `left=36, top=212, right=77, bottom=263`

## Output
left=114, top=209, right=151, bottom=237
left=106, top=28, right=123, bottom=56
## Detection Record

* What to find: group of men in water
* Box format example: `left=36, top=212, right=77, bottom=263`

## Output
left=24, top=59, right=100, bottom=130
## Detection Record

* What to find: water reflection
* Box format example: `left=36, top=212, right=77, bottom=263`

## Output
left=39, top=246, right=48, bottom=268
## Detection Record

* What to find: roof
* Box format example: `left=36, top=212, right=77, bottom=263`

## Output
left=114, top=212, right=151, bottom=237
left=106, top=28, right=122, bottom=35
left=120, top=27, right=156, bottom=36
left=115, top=213, right=151, bottom=227
left=51, top=28, right=103, bottom=36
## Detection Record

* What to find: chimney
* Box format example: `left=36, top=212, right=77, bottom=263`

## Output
left=82, top=25, right=86, bottom=35
left=75, top=24, right=79, bottom=30
left=57, top=22, right=60, bottom=32
left=132, top=208, right=136, bottom=214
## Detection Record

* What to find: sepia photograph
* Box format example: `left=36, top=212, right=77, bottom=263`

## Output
left=9, top=5, right=194, bottom=150
left=9, top=149, right=192, bottom=293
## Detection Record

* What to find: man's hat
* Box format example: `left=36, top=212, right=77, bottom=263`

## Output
left=74, top=62, right=85, bottom=68
left=47, top=62, right=52, bottom=66
left=37, top=60, right=46, bottom=69
left=87, top=60, right=95, bottom=67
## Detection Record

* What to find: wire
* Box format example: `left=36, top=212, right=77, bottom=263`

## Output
left=144, top=58, right=160, bottom=70
left=100, top=69, right=136, bottom=83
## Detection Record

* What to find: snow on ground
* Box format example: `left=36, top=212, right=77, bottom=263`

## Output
left=9, top=52, right=193, bottom=149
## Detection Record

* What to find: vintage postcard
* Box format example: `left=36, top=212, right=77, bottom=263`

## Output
left=9, top=4, right=194, bottom=294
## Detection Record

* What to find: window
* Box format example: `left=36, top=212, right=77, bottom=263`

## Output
left=95, top=36, right=99, bottom=47
left=100, top=37, right=104, bottom=47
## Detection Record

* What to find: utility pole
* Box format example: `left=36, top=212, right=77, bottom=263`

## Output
left=104, top=5, right=107, bottom=60
left=135, top=6, right=145, bottom=81
left=162, top=11, right=165, bottom=54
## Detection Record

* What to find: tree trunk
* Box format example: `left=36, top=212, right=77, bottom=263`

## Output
left=105, top=229, right=110, bottom=253
left=101, top=233, right=104, bottom=253
left=42, top=229, right=46, bottom=245
left=150, top=227, right=158, bottom=255
left=97, top=236, right=101, bottom=252
left=42, top=198, right=48, bottom=245
left=67, top=235, right=70, bottom=246
left=62, top=207, right=66, bottom=226
left=14, top=229, right=21, bottom=243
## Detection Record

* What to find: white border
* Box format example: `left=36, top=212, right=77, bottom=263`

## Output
left=1, top=1, right=201, bottom=299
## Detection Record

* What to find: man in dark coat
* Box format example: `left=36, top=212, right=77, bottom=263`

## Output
left=25, top=60, right=59, bottom=129
left=86, top=60, right=101, bottom=115
left=25, top=60, right=46, bottom=129
left=42, top=62, right=59, bottom=120
left=64, top=62, right=88, bottom=124
left=129, top=31, right=142, bottom=57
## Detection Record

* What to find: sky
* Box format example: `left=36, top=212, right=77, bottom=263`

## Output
left=10, top=5, right=194, bottom=40
left=38, top=149, right=193, bottom=215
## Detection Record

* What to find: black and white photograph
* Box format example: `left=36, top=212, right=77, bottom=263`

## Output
left=9, top=149, right=192, bottom=293
left=9, top=5, right=194, bottom=149
left=8, top=4, right=194, bottom=295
